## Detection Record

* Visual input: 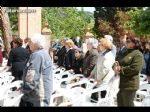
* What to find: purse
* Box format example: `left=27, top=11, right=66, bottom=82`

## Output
left=25, top=69, right=35, bottom=83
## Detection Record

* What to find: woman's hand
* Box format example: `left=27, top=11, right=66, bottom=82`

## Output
left=54, top=56, right=58, bottom=60
left=112, top=61, right=121, bottom=75
left=113, top=66, right=121, bottom=75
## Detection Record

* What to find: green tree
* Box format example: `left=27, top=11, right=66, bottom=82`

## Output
left=1, top=7, right=18, bottom=36
left=7, top=7, right=18, bottom=34
left=42, top=7, right=94, bottom=39
left=125, top=7, right=150, bottom=36
left=94, top=7, right=138, bottom=38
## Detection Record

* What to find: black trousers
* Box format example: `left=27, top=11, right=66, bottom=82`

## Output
left=117, top=89, right=136, bottom=107
left=19, top=94, right=50, bottom=107
left=12, top=70, right=23, bottom=81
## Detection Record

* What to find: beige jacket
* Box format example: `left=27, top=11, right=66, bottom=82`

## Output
left=91, top=50, right=115, bottom=85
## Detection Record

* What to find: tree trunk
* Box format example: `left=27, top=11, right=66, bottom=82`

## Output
left=0, top=7, right=13, bottom=58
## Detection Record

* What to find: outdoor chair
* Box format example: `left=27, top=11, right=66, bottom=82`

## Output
left=2, top=80, right=24, bottom=107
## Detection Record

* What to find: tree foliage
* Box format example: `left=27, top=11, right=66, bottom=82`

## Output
left=42, top=7, right=94, bottom=38
left=125, top=7, right=150, bottom=36
left=0, top=7, right=18, bottom=35
left=7, top=7, right=18, bottom=34
left=94, top=7, right=138, bottom=38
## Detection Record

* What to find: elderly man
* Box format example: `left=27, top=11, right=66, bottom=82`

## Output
left=104, top=35, right=117, bottom=58
left=20, top=34, right=53, bottom=107
left=82, top=37, right=99, bottom=78
left=82, top=32, right=94, bottom=55
left=116, top=35, right=127, bottom=61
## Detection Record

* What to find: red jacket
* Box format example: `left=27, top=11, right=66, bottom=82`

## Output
left=0, top=48, right=3, bottom=64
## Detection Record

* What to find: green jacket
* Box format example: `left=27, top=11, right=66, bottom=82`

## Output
left=117, top=49, right=144, bottom=90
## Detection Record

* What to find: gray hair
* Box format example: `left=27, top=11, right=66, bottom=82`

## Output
left=30, top=33, right=46, bottom=48
left=88, top=38, right=98, bottom=48
left=104, top=35, right=113, bottom=42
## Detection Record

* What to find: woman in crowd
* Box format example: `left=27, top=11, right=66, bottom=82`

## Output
left=20, top=34, right=53, bottom=107
left=104, top=35, right=117, bottom=58
left=115, top=36, right=144, bottom=107
left=147, top=58, right=150, bottom=84
left=72, top=48, right=84, bottom=74
left=52, top=39, right=61, bottom=63
left=88, top=38, right=116, bottom=101
left=90, top=38, right=115, bottom=86
left=7, top=38, right=29, bottom=81
left=82, top=37, right=99, bottom=78
left=146, top=42, right=150, bottom=83
left=56, top=38, right=67, bottom=67
left=141, top=42, right=150, bottom=75
left=63, top=39, right=76, bottom=70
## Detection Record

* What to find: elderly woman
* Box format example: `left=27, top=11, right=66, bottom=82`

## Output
left=88, top=38, right=116, bottom=102
left=20, top=34, right=53, bottom=107
left=115, top=37, right=144, bottom=107
left=7, top=38, right=29, bottom=81
left=90, top=38, right=115, bottom=85
left=104, top=35, right=117, bottom=58
left=82, top=37, right=99, bottom=78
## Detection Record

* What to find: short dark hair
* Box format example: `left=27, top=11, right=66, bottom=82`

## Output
left=13, top=38, right=23, bottom=47
left=126, top=37, right=142, bottom=50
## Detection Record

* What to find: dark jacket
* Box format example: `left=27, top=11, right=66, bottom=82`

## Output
left=117, top=49, right=144, bottom=90
left=7, top=47, right=29, bottom=80
left=146, top=53, right=150, bottom=76
left=25, top=44, right=32, bottom=55
left=82, top=49, right=99, bottom=77
left=63, top=48, right=76, bottom=70
left=57, top=46, right=66, bottom=67
left=116, top=45, right=127, bottom=61
left=73, top=55, right=84, bottom=74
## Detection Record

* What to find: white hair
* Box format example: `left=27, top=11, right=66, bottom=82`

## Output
left=88, top=38, right=98, bottom=48
left=30, top=33, right=46, bottom=48
left=104, top=35, right=113, bottom=42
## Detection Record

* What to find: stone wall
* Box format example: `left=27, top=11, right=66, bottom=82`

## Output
left=18, top=7, right=41, bottom=43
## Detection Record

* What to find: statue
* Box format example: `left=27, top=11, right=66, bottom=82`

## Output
left=42, top=21, right=52, bottom=35
left=41, top=21, right=52, bottom=52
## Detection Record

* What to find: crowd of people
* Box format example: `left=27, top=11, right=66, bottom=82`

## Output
left=0, top=32, right=150, bottom=107
left=50, top=33, right=150, bottom=106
